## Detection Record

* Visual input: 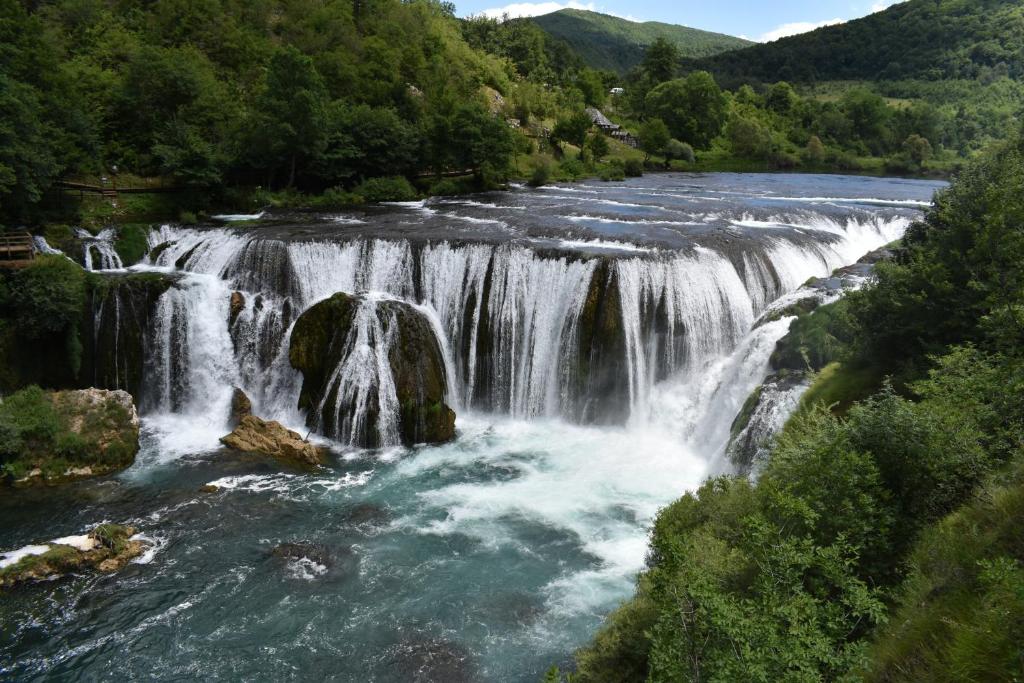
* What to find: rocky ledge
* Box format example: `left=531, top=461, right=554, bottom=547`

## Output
left=0, top=524, right=147, bottom=589
left=3, top=387, right=141, bottom=487
left=220, top=415, right=327, bottom=467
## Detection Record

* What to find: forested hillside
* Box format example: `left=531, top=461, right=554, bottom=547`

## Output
left=688, top=0, right=1024, bottom=84
left=529, top=9, right=751, bottom=74
left=0, top=0, right=534, bottom=224
left=568, top=126, right=1024, bottom=682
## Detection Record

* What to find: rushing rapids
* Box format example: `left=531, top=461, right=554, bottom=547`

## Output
left=0, top=174, right=944, bottom=681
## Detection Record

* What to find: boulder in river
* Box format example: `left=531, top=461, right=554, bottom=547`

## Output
left=0, top=524, right=147, bottom=588
left=289, top=292, right=455, bottom=448
left=4, top=388, right=141, bottom=487
left=220, top=415, right=326, bottom=467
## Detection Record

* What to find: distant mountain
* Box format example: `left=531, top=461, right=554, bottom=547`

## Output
left=685, top=0, right=1024, bottom=86
left=529, top=9, right=752, bottom=74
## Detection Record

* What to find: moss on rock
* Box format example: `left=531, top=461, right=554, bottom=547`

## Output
left=0, top=524, right=146, bottom=589
left=289, top=293, right=455, bottom=447
left=0, top=387, right=140, bottom=486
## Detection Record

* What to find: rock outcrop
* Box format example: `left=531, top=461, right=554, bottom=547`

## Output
left=82, top=272, right=176, bottom=399
left=289, top=292, right=456, bottom=448
left=220, top=415, right=326, bottom=467
left=229, top=387, right=252, bottom=428
left=5, top=388, right=141, bottom=487
left=0, top=524, right=147, bottom=589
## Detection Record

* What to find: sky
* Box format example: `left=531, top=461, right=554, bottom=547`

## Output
left=457, top=0, right=905, bottom=43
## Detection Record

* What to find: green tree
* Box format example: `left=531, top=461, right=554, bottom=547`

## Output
left=727, top=115, right=771, bottom=158
left=645, top=71, right=726, bottom=149
left=641, top=37, right=679, bottom=84
left=586, top=133, right=610, bottom=161
left=0, top=76, right=61, bottom=223
left=804, top=134, right=826, bottom=164
left=903, top=134, right=933, bottom=166
left=551, top=111, right=592, bottom=150
left=638, top=118, right=670, bottom=161
left=251, top=47, right=328, bottom=188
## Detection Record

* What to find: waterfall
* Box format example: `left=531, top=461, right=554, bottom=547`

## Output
left=313, top=297, right=402, bottom=447
left=78, top=228, right=124, bottom=271
left=121, top=204, right=914, bottom=448
left=145, top=273, right=239, bottom=426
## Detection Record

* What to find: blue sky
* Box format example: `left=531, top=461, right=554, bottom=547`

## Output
left=457, top=0, right=904, bottom=42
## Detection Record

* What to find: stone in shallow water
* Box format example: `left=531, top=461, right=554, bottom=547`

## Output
left=387, top=637, right=478, bottom=683
left=269, top=542, right=359, bottom=581
left=0, top=524, right=147, bottom=589
left=220, top=415, right=326, bottom=467
left=340, top=502, right=393, bottom=528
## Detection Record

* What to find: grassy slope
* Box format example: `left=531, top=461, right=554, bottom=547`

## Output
left=531, top=9, right=752, bottom=74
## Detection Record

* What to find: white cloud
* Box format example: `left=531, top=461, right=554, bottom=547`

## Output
left=475, top=0, right=595, bottom=19
left=871, top=0, right=904, bottom=11
left=759, top=18, right=844, bottom=43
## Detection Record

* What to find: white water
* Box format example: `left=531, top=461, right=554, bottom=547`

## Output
left=132, top=206, right=908, bottom=456
left=78, top=228, right=124, bottom=271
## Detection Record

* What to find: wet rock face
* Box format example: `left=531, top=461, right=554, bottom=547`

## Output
left=82, top=272, right=176, bottom=399
left=0, top=524, right=147, bottom=589
left=289, top=292, right=456, bottom=448
left=573, top=260, right=630, bottom=424
left=220, top=415, right=326, bottom=467
left=229, top=388, right=252, bottom=428
left=229, top=291, right=245, bottom=325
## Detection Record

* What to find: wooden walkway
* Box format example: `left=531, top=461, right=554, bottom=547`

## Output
left=57, top=180, right=186, bottom=197
left=0, top=232, right=35, bottom=269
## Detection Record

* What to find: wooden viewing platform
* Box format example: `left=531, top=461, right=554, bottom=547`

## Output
left=57, top=180, right=186, bottom=197
left=0, top=232, right=36, bottom=269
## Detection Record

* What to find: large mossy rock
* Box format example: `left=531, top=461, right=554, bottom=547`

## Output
left=289, top=293, right=456, bottom=447
left=573, top=260, right=630, bottom=424
left=1, top=387, right=141, bottom=486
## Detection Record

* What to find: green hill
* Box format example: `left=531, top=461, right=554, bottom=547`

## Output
left=686, top=0, right=1024, bottom=85
left=530, top=9, right=752, bottom=74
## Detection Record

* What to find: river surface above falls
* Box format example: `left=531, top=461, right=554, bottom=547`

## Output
left=0, top=174, right=944, bottom=682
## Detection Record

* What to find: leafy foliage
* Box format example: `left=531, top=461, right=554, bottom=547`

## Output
left=576, top=127, right=1024, bottom=682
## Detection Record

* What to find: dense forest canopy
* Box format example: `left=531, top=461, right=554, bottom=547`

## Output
left=0, top=0, right=530, bottom=222
left=687, top=0, right=1024, bottom=84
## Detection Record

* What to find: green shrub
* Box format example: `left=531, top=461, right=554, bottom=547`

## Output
left=771, top=299, right=856, bottom=371
left=114, top=224, right=148, bottom=266
left=528, top=161, right=551, bottom=187
left=7, top=256, right=85, bottom=340
left=308, top=187, right=363, bottom=208
left=623, top=158, right=644, bottom=177
left=0, top=386, right=61, bottom=464
left=353, top=176, right=417, bottom=203
left=558, top=158, right=584, bottom=180
left=428, top=176, right=479, bottom=197
left=598, top=165, right=626, bottom=181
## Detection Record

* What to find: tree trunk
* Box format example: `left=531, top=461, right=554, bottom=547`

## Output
left=288, top=154, right=297, bottom=189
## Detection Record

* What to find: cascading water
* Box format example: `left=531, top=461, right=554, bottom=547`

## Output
left=0, top=174, right=946, bottom=683
left=78, top=228, right=124, bottom=271
left=136, top=205, right=913, bottom=443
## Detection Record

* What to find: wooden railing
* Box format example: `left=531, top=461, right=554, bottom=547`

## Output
left=0, top=232, right=35, bottom=268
